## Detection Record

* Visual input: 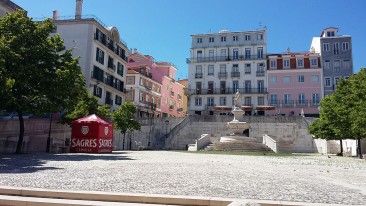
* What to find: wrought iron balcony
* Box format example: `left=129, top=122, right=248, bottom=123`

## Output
left=186, top=54, right=266, bottom=63
left=195, top=73, right=203, bottom=78
left=231, top=72, right=240, bottom=77
left=188, top=87, right=268, bottom=95
left=256, top=71, right=265, bottom=77
left=218, top=72, right=227, bottom=78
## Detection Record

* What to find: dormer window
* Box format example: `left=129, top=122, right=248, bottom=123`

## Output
left=327, top=31, right=335, bottom=37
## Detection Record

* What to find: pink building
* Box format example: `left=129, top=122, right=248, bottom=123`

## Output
left=128, top=52, right=185, bottom=117
left=266, top=51, right=323, bottom=116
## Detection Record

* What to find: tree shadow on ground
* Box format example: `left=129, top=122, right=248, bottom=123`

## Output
left=0, top=151, right=134, bottom=174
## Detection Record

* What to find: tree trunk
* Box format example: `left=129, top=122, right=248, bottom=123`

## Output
left=122, top=133, right=125, bottom=150
left=357, top=138, right=362, bottom=159
left=339, top=139, right=343, bottom=156
left=46, top=114, right=53, bottom=153
left=15, top=111, right=25, bottom=154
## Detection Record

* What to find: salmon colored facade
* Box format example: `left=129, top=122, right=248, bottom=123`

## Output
left=266, top=52, right=323, bottom=116
left=128, top=51, right=185, bottom=117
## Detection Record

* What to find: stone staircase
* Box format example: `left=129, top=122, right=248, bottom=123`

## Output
left=204, top=137, right=273, bottom=152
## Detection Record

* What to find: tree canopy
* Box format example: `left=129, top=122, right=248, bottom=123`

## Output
left=61, top=93, right=112, bottom=125
left=309, top=68, right=366, bottom=158
left=0, top=10, right=87, bottom=153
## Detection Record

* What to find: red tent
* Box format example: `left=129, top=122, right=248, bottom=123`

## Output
left=70, top=114, right=114, bottom=153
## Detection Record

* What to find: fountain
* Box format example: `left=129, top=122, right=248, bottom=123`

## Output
left=221, top=90, right=251, bottom=142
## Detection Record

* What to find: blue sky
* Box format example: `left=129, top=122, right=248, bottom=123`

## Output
left=13, top=0, right=366, bottom=80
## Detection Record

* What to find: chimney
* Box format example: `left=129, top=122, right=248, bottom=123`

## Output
left=52, top=10, right=59, bottom=20
left=75, top=0, right=83, bottom=19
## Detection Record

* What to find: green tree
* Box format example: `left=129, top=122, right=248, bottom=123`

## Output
left=309, top=68, right=366, bottom=158
left=112, top=102, right=141, bottom=150
left=61, top=93, right=112, bottom=125
left=0, top=10, right=87, bottom=153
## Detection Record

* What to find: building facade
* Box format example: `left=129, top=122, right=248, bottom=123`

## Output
left=128, top=52, right=185, bottom=117
left=126, top=67, right=162, bottom=118
left=310, top=27, right=353, bottom=96
left=267, top=52, right=323, bottom=116
left=177, top=79, right=188, bottom=116
left=187, top=28, right=268, bottom=115
left=52, top=15, right=128, bottom=111
left=0, top=0, right=23, bottom=17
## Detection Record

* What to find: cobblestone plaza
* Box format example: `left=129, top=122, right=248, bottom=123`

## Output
left=0, top=151, right=365, bottom=205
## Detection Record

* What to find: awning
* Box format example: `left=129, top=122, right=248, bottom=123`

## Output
left=241, top=106, right=253, bottom=111
left=255, top=106, right=275, bottom=111
left=213, top=106, right=232, bottom=111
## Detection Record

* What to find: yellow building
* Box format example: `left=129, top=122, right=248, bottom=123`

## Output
left=177, top=79, right=188, bottom=116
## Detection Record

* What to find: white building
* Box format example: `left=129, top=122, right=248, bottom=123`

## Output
left=51, top=2, right=128, bottom=111
left=187, top=28, right=268, bottom=115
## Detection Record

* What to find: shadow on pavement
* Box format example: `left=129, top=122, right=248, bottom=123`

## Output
left=0, top=151, right=134, bottom=174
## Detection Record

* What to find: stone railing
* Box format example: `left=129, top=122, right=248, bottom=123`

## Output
left=263, top=134, right=277, bottom=153
left=188, top=134, right=210, bottom=151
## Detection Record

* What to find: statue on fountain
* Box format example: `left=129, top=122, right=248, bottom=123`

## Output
left=234, top=89, right=241, bottom=110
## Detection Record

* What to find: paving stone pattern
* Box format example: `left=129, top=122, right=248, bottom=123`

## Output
left=0, top=151, right=365, bottom=205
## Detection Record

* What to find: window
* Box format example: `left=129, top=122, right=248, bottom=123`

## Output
left=115, top=95, right=122, bottom=105
left=334, top=60, right=340, bottom=72
left=245, top=64, right=251, bottom=74
left=270, top=60, right=276, bottom=68
left=92, top=66, right=104, bottom=82
left=283, top=59, right=290, bottom=68
left=311, top=59, right=317, bottom=67
left=297, top=59, right=304, bottom=67
left=208, top=65, right=214, bottom=75
left=195, top=97, right=202, bottom=106
left=233, top=80, right=239, bottom=92
left=209, top=37, right=214, bottom=42
left=117, top=62, right=124, bottom=76
left=220, top=49, right=226, bottom=59
left=270, top=76, right=277, bottom=83
left=220, top=64, right=226, bottom=72
left=311, top=75, right=319, bottom=82
left=219, top=97, right=226, bottom=105
left=327, top=31, right=335, bottom=37
left=334, top=77, right=340, bottom=86
left=312, top=93, right=320, bottom=105
left=333, top=43, right=339, bottom=54
left=284, top=94, right=291, bottom=105
left=283, top=76, right=291, bottom=83
left=221, top=36, right=226, bottom=42
left=257, top=80, right=264, bottom=93
left=245, top=35, right=251, bottom=41
left=245, top=48, right=251, bottom=59
left=208, top=50, right=214, bottom=60
left=233, top=48, right=239, bottom=59
left=257, top=63, right=264, bottom=72
left=207, top=97, right=214, bottom=107
left=96, top=48, right=104, bottom=64
left=257, top=47, right=263, bottom=58
left=139, top=92, right=144, bottom=102
left=197, top=38, right=202, bottom=43
left=257, top=97, right=264, bottom=105
left=270, top=94, right=277, bottom=105
left=233, top=35, right=238, bottom=41
left=140, top=78, right=144, bottom=86
left=244, top=97, right=251, bottom=106
left=195, top=65, right=202, bottom=78
left=298, top=93, right=305, bottom=105
left=232, top=64, right=239, bottom=72
left=298, top=75, right=305, bottom=83
left=323, top=43, right=330, bottom=51
left=244, top=81, right=251, bottom=93
left=342, top=42, right=349, bottom=51
left=93, top=86, right=102, bottom=98
left=126, top=90, right=133, bottom=100
left=324, top=60, right=330, bottom=69
left=126, top=76, right=134, bottom=85
left=343, top=60, right=350, bottom=68
left=325, top=77, right=331, bottom=87
left=257, top=33, right=263, bottom=40
left=197, top=50, right=203, bottom=62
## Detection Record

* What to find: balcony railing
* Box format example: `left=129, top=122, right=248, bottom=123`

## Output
left=231, top=72, right=240, bottom=77
left=186, top=55, right=267, bottom=63
left=269, top=100, right=320, bottom=107
left=256, top=71, right=265, bottom=77
left=195, top=73, right=203, bottom=78
left=218, top=72, right=227, bottom=78
left=188, top=87, right=268, bottom=95
left=105, top=98, right=113, bottom=105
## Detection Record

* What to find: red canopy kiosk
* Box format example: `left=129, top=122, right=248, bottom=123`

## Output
left=70, top=114, right=114, bottom=153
